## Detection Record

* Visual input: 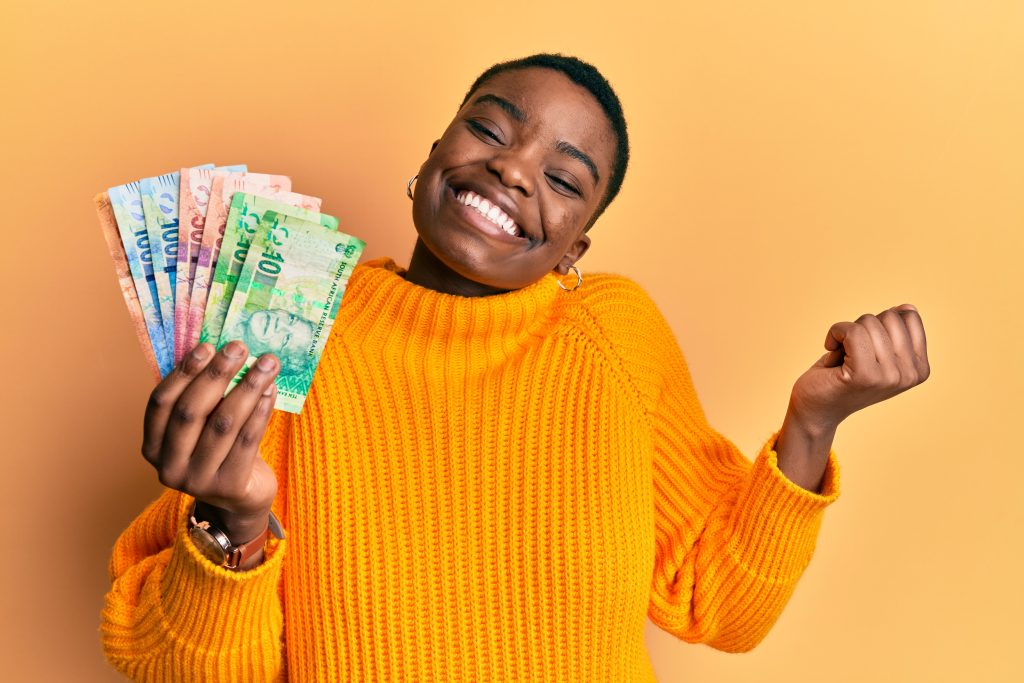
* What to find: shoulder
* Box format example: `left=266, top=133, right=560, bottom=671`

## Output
left=556, top=271, right=683, bottom=410
left=568, top=271, right=674, bottom=341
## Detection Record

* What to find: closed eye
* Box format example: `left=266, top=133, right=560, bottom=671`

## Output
left=548, top=175, right=581, bottom=196
left=468, top=120, right=501, bottom=143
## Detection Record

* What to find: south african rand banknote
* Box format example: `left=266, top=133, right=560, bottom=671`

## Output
left=200, top=192, right=336, bottom=347
left=188, top=172, right=294, bottom=315
left=219, top=211, right=365, bottom=413
left=139, top=165, right=213, bottom=352
left=183, top=180, right=320, bottom=353
left=174, top=164, right=246, bottom=362
left=94, top=192, right=162, bottom=381
left=107, top=180, right=174, bottom=376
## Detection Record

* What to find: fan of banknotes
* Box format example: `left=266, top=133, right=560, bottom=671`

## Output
left=93, top=163, right=366, bottom=414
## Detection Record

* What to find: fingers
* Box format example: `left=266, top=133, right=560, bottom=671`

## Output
left=142, top=343, right=216, bottom=467
left=825, top=304, right=929, bottom=393
left=214, top=383, right=278, bottom=507
left=157, top=340, right=251, bottom=487
left=877, top=306, right=921, bottom=387
left=187, top=354, right=280, bottom=489
left=824, top=321, right=874, bottom=380
left=856, top=312, right=898, bottom=383
left=897, top=306, right=930, bottom=380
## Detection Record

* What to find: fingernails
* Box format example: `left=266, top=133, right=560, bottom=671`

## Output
left=256, top=355, right=277, bottom=371
left=262, top=382, right=276, bottom=397
left=192, top=344, right=212, bottom=361
left=223, top=341, right=246, bottom=358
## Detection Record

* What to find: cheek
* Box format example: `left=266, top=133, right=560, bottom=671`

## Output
left=540, top=200, right=582, bottom=242
left=427, top=130, right=480, bottom=168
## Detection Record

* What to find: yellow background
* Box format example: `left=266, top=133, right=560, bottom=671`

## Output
left=1, top=1, right=1020, bottom=680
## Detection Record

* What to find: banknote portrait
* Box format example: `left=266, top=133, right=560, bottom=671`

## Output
left=221, top=308, right=316, bottom=378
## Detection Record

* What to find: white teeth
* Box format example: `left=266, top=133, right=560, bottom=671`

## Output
left=456, top=188, right=521, bottom=237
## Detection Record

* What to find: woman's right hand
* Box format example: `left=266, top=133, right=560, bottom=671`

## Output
left=142, top=340, right=281, bottom=540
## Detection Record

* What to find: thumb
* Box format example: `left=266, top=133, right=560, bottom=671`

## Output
left=817, top=348, right=845, bottom=368
left=823, top=321, right=858, bottom=379
left=813, top=350, right=853, bottom=382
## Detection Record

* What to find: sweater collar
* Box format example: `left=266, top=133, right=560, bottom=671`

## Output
left=341, top=256, right=562, bottom=353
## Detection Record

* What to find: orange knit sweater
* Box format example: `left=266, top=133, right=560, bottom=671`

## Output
left=100, top=255, right=841, bottom=682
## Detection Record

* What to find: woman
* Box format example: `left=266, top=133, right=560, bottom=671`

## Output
left=100, top=53, right=930, bottom=681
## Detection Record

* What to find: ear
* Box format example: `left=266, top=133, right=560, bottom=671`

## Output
left=555, top=232, right=592, bottom=275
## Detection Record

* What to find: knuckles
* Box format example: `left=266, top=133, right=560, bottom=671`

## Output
left=171, top=404, right=199, bottom=427
left=237, top=427, right=260, bottom=450
left=147, top=389, right=171, bottom=414
left=208, top=411, right=235, bottom=438
left=140, top=444, right=158, bottom=465
left=238, top=371, right=266, bottom=393
left=157, top=469, right=184, bottom=491
left=854, top=313, right=877, bottom=325
left=204, top=358, right=234, bottom=381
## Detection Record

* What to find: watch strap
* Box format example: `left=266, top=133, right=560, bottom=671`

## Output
left=224, top=524, right=273, bottom=569
left=189, top=501, right=285, bottom=569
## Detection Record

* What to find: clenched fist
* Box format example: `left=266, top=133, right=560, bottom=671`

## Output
left=788, top=304, right=930, bottom=432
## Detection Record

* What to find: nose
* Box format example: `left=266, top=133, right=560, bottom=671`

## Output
left=486, top=147, right=535, bottom=197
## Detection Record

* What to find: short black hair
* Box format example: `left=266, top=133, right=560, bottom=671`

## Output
left=459, top=53, right=629, bottom=229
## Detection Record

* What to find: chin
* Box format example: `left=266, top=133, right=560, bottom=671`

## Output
left=421, top=224, right=497, bottom=280
left=413, top=202, right=540, bottom=291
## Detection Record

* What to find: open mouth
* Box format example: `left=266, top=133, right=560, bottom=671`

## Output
left=448, top=184, right=529, bottom=241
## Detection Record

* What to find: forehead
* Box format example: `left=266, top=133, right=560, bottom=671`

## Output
left=463, top=68, right=616, bottom=170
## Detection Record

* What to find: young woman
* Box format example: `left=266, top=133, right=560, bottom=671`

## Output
left=100, top=53, right=929, bottom=681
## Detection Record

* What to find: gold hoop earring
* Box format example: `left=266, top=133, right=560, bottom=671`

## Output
left=406, top=174, right=418, bottom=199
left=557, top=265, right=582, bottom=292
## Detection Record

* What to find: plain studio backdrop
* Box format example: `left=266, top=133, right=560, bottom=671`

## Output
left=1, top=1, right=1020, bottom=681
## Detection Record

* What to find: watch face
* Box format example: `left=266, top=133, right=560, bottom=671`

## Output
left=189, top=528, right=228, bottom=566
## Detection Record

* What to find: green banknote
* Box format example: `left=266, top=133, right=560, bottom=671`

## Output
left=200, top=193, right=339, bottom=346
left=219, top=211, right=365, bottom=414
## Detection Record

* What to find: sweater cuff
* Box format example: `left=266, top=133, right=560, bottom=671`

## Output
left=158, top=493, right=286, bottom=649
left=727, top=431, right=841, bottom=582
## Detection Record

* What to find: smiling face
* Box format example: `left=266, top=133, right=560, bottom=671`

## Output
left=410, top=66, right=618, bottom=292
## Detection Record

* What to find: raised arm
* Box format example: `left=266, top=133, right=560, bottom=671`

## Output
left=608, top=282, right=928, bottom=652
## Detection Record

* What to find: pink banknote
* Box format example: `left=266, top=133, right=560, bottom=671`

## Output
left=173, top=165, right=245, bottom=362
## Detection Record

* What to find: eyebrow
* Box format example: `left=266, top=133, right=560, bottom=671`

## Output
left=472, top=93, right=526, bottom=122
left=470, top=93, right=601, bottom=187
left=555, top=140, right=600, bottom=187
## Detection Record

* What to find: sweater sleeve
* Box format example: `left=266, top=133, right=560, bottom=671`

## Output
left=582, top=275, right=841, bottom=653
left=639, top=293, right=841, bottom=653
left=99, top=408, right=293, bottom=681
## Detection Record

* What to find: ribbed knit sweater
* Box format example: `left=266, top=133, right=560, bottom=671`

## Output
left=100, top=255, right=841, bottom=682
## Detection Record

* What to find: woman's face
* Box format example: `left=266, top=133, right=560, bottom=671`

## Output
left=411, top=67, right=618, bottom=291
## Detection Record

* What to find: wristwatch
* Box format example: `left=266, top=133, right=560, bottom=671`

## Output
left=187, top=501, right=286, bottom=569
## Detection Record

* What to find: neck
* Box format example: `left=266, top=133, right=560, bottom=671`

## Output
left=402, top=238, right=514, bottom=298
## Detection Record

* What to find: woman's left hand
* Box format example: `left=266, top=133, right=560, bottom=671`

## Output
left=787, top=304, right=931, bottom=433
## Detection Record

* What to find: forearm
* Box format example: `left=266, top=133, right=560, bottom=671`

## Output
left=775, top=403, right=839, bottom=494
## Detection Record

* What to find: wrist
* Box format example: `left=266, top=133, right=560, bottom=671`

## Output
left=192, top=499, right=271, bottom=546
left=784, top=395, right=842, bottom=441
left=775, top=409, right=838, bottom=494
